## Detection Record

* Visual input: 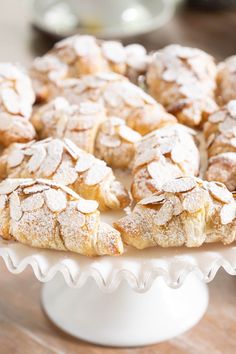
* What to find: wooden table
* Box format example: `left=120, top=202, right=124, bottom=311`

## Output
left=1, top=1, right=236, bottom=353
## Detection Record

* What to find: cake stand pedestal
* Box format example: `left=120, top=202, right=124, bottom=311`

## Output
left=1, top=240, right=236, bottom=347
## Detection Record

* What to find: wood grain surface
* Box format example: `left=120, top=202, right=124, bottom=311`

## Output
left=1, top=1, right=236, bottom=353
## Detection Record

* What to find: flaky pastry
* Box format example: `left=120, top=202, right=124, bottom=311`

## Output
left=0, top=178, right=123, bottom=256
left=115, top=177, right=236, bottom=249
left=0, top=63, right=36, bottom=146
left=146, top=44, right=218, bottom=127
left=0, top=138, right=130, bottom=211
left=131, top=124, right=200, bottom=201
left=216, top=56, right=236, bottom=105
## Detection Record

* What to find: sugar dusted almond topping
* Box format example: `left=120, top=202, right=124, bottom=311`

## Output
left=209, top=110, right=226, bottom=123
left=44, top=188, right=67, bottom=212
left=9, top=191, right=22, bottom=221
left=100, top=134, right=121, bottom=148
left=53, top=161, right=78, bottom=185
left=139, top=194, right=166, bottom=205
left=182, top=188, right=206, bottom=213
left=162, top=177, right=197, bottom=193
left=75, top=153, right=95, bottom=172
left=135, top=148, right=161, bottom=168
left=26, top=146, right=47, bottom=173
left=64, top=138, right=80, bottom=160
left=84, top=163, right=109, bottom=186
left=208, top=183, right=232, bottom=204
left=0, top=112, right=12, bottom=131
left=21, top=193, right=44, bottom=212
left=227, top=100, right=236, bottom=117
left=0, top=195, right=7, bottom=209
left=171, top=142, right=186, bottom=163
left=0, top=179, right=21, bottom=195
left=77, top=198, right=98, bottom=213
left=118, top=125, right=141, bottom=143
left=54, top=96, right=70, bottom=111
left=79, top=101, right=101, bottom=115
left=2, top=88, right=20, bottom=114
left=102, top=41, right=126, bottom=63
left=220, top=202, right=236, bottom=224
left=39, top=140, right=63, bottom=177
left=153, top=200, right=174, bottom=225
left=23, top=184, right=50, bottom=194
left=7, top=148, right=24, bottom=168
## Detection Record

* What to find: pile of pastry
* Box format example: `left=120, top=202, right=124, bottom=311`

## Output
left=0, top=36, right=235, bottom=256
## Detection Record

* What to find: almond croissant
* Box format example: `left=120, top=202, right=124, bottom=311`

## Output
left=0, top=178, right=123, bottom=256
left=0, top=138, right=130, bottom=211
left=115, top=177, right=236, bottom=249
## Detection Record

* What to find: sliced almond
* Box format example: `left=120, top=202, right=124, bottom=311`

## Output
left=7, top=148, right=24, bottom=168
left=208, top=183, right=232, bottom=204
left=9, top=191, right=22, bottom=221
left=162, top=177, right=197, bottom=193
left=99, top=134, right=121, bottom=148
left=0, top=112, right=12, bottom=131
left=44, top=188, right=67, bottom=212
left=39, top=140, right=63, bottom=177
left=21, top=193, right=44, bottom=212
left=139, top=194, right=166, bottom=205
left=0, top=179, right=21, bottom=195
left=153, top=200, right=174, bottom=225
left=0, top=195, right=7, bottom=209
left=220, top=202, right=236, bottom=225
left=84, top=163, right=109, bottom=186
left=26, top=146, right=47, bottom=173
left=77, top=198, right=98, bottom=213
left=102, top=41, right=126, bottom=64
left=182, top=188, right=206, bottom=213
left=64, top=138, right=80, bottom=160
left=53, top=161, right=78, bottom=185
left=227, top=100, right=236, bottom=117
left=209, top=110, right=225, bottom=123
left=2, top=88, right=20, bottom=114
left=79, top=101, right=101, bottom=115
left=23, top=184, right=50, bottom=194
left=75, top=154, right=95, bottom=173
left=171, top=142, right=186, bottom=163
left=118, top=125, right=141, bottom=143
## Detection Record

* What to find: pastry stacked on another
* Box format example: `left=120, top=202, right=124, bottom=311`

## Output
left=115, top=177, right=236, bottom=249
left=0, top=63, right=36, bottom=146
left=217, top=56, right=236, bottom=105
left=131, top=124, right=200, bottom=201
left=0, top=138, right=130, bottom=211
left=204, top=100, right=236, bottom=191
left=0, top=178, right=123, bottom=256
left=30, top=35, right=148, bottom=102
left=146, top=45, right=218, bottom=127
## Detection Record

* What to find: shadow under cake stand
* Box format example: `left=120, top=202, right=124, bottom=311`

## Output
left=1, top=235, right=236, bottom=347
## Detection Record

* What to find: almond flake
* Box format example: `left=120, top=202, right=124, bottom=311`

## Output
left=23, top=184, right=50, bottom=194
left=79, top=101, right=101, bottom=115
left=220, top=202, right=236, bottom=224
left=102, top=41, right=126, bottom=64
left=0, top=112, right=12, bottom=131
left=2, top=88, right=20, bottom=114
left=162, top=177, right=197, bottom=193
left=154, top=200, right=174, bottom=225
left=0, top=195, right=7, bottom=209
left=9, top=191, right=22, bottom=221
left=77, top=198, right=98, bottom=213
left=44, top=189, right=67, bottom=212
left=39, top=140, right=63, bottom=177
left=139, top=194, right=166, bottom=205
left=21, top=193, right=44, bottom=212
left=118, top=125, right=141, bottom=143
left=227, top=100, right=236, bottom=117
left=26, top=146, right=47, bottom=173
left=84, top=163, right=109, bottom=186
left=75, top=154, right=95, bottom=172
left=208, top=183, right=232, bottom=204
left=64, top=138, right=80, bottom=160
left=209, top=111, right=226, bottom=123
left=7, top=148, right=24, bottom=168
left=182, top=188, right=206, bottom=213
left=171, top=143, right=186, bottom=163
left=0, top=179, right=21, bottom=195
left=100, top=134, right=121, bottom=148
left=53, top=161, right=78, bottom=185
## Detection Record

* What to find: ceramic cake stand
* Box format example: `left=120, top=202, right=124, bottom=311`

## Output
left=1, top=235, right=236, bottom=347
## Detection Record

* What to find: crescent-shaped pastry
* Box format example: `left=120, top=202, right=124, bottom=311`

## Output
left=131, top=124, right=200, bottom=201
left=146, top=44, right=218, bottom=127
left=0, top=63, right=36, bottom=146
left=114, top=177, right=236, bottom=249
left=0, top=178, right=123, bottom=256
left=0, top=138, right=130, bottom=211
left=204, top=100, right=236, bottom=191
left=30, top=35, right=148, bottom=101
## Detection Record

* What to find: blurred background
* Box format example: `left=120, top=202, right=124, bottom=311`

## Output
left=0, top=0, right=236, bottom=353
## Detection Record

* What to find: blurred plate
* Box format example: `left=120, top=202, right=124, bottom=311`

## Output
left=32, top=0, right=175, bottom=39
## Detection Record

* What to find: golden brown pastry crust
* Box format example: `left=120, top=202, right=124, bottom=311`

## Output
left=204, top=100, right=236, bottom=191
left=0, top=63, right=36, bottom=146
left=146, top=45, right=218, bottom=127
left=131, top=124, right=200, bottom=201
left=30, top=35, right=148, bottom=102
left=0, top=138, right=130, bottom=211
left=115, top=177, right=236, bottom=249
left=0, top=178, right=123, bottom=256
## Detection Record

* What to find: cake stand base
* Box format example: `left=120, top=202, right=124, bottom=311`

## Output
left=41, top=273, right=208, bottom=347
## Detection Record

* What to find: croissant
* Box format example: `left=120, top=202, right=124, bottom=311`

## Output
left=216, top=56, right=236, bottom=105
left=0, top=63, right=36, bottom=146
left=54, top=73, right=177, bottom=135
left=146, top=44, right=218, bottom=127
left=114, top=177, right=236, bottom=249
left=30, top=35, right=148, bottom=102
left=131, top=124, right=200, bottom=201
left=0, top=178, right=123, bottom=256
left=204, top=100, right=236, bottom=191
left=0, top=138, right=130, bottom=211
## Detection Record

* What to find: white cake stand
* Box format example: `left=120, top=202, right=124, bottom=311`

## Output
left=1, top=237, right=236, bottom=347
